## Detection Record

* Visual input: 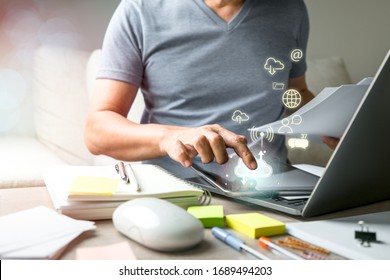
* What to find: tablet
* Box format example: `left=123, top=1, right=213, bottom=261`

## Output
left=190, top=158, right=319, bottom=197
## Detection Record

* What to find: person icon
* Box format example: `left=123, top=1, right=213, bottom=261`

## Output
left=278, top=118, right=293, bottom=133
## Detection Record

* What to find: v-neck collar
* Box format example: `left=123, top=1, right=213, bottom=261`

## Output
left=193, top=0, right=253, bottom=32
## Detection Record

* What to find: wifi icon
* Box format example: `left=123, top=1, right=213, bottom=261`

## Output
left=249, top=126, right=274, bottom=143
left=264, top=127, right=274, bottom=142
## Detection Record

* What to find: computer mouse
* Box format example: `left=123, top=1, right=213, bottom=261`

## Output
left=113, top=197, right=204, bottom=252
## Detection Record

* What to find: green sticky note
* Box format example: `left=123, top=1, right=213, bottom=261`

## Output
left=226, top=213, right=285, bottom=238
left=187, top=205, right=225, bottom=228
left=69, top=176, right=120, bottom=196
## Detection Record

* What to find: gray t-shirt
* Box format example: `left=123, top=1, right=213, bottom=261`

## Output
left=98, top=0, right=309, bottom=177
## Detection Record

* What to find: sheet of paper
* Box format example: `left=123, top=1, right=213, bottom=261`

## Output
left=292, top=164, right=325, bottom=177
left=252, top=84, right=369, bottom=138
left=287, top=211, right=390, bottom=259
left=357, top=77, right=373, bottom=85
left=0, top=206, right=95, bottom=256
left=2, top=232, right=79, bottom=259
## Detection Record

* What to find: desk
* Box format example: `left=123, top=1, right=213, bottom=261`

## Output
left=1, top=186, right=390, bottom=260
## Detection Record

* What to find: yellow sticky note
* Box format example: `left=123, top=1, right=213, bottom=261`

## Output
left=226, top=213, right=285, bottom=238
left=69, top=176, right=120, bottom=196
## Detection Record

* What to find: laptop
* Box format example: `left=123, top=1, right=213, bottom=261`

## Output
left=189, top=50, right=390, bottom=217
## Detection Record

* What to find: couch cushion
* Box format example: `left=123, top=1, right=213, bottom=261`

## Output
left=0, top=136, right=67, bottom=188
left=86, top=49, right=101, bottom=101
left=306, top=56, right=352, bottom=95
left=32, top=45, right=93, bottom=165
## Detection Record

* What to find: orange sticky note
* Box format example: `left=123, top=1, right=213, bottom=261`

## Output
left=69, top=176, right=119, bottom=196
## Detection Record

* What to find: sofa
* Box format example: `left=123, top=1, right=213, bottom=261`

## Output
left=0, top=45, right=352, bottom=189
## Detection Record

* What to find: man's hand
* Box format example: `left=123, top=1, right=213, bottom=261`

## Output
left=322, top=136, right=340, bottom=150
left=160, top=124, right=258, bottom=170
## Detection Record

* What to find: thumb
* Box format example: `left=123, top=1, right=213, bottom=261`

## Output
left=167, top=140, right=198, bottom=168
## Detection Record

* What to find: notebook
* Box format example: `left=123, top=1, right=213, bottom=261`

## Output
left=189, top=49, right=390, bottom=217
left=44, top=164, right=211, bottom=220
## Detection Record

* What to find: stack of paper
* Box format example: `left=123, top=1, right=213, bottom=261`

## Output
left=252, top=78, right=372, bottom=138
left=0, top=206, right=95, bottom=259
left=44, top=164, right=210, bottom=220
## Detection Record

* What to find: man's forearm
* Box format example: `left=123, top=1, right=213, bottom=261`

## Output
left=84, top=110, right=171, bottom=161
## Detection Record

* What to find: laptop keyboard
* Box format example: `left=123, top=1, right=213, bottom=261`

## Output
left=246, top=193, right=309, bottom=212
left=273, top=196, right=308, bottom=207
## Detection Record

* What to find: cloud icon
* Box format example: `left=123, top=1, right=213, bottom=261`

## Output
left=234, top=158, right=273, bottom=179
left=264, top=57, right=285, bottom=75
left=257, top=160, right=273, bottom=178
left=232, top=110, right=249, bottom=124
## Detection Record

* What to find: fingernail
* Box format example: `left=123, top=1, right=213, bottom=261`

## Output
left=250, top=161, right=258, bottom=169
left=183, top=160, right=192, bottom=168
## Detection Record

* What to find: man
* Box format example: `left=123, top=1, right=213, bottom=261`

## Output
left=85, top=0, right=331, bottom=178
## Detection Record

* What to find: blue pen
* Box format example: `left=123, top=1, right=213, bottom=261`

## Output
left=211, top=227, right=271, bottom=260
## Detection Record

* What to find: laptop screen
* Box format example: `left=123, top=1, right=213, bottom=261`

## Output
left=302, top=50, right=390, bottom=217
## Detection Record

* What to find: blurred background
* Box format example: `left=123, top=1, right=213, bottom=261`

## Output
left=0, top=0, right=119, bottom=136
left=1, top=0, right=389, bottom=136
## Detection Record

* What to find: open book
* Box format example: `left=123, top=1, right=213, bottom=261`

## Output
left=44, top=164, right=211, bottom=220
left=251, top=78, right=372, bottom=139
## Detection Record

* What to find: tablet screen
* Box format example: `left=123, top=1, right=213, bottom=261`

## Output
left=190, top=157, right=318, bottom=197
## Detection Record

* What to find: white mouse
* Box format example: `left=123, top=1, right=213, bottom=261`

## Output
left=113, top=197, right=204, bottom=252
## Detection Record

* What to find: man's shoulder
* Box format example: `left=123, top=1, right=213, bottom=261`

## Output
left=120, top=0, right=177, bottom=7
left=119, top=0, right=147, bottom=9
left=120, top=0, right=184, bottom=14
left=120, top=0, right=142, bottom=8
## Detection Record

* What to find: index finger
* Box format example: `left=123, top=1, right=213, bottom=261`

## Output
left=217, top=128, right=257, bottom=170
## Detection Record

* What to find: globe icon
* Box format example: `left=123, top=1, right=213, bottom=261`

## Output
left=282, top=89, right=301, bottom=109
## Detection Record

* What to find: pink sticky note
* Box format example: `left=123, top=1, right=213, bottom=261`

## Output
left=76, top=242, right=137, bottom=260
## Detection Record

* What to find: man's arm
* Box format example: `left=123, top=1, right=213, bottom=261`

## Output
left=84, top=79, right=257, bottom=169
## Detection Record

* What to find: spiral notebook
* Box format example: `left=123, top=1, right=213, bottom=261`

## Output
left=44, top=164, right=211, bottom=220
